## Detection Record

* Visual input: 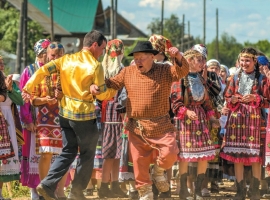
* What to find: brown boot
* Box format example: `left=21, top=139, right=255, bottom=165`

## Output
left=233, top=180, right=246, bottom=200
left=138, top=185, right=153, bottom=200
left=111, top=181, right=128, bottom=198
left=250, top=177, right=260, bottom=200
left=194, top=173, right=205, bottom=200
left=98, top=182, right=118, bottom=198
left=179, top=173, right=192, bottom=200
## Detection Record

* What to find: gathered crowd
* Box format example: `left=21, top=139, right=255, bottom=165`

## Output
left=0, top=30, right=270, bottom=200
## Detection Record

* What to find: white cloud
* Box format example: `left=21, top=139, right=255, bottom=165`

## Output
left=138, top=0, right=196, bottom=11
left=120, top=11, right=135, bottom=20
left=247, top=13, right=261, bottom=20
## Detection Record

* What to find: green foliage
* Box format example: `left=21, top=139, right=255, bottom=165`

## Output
left=207, top=32, right=243, bottom=67
left=244, top=40, right=270, bottom=58
left=2, top=181, right=30, bottom=199
left=0, top=3, right=46, bottom=65
left=147, top=14, right=183, bottom=46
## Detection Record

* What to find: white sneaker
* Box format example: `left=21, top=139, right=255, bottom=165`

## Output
left=151, top=164, right=169, bottom=192
left=138, top=185, right=153, bottom=200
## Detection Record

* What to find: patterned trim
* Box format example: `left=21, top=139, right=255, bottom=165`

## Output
left=59, top=106, right=96, bottom=121
left=47, top=64, right=57, bottom=74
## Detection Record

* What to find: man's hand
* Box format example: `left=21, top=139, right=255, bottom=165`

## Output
left=22, top=91, right=31, bottom=103
left=168, top=47, right=182, bottom=61
left=186, top=110, right=198, bottom=120
left=90, top=84, right=100, bottom=95
left=25, top=123, right=36, bottom=133
left=5, top=75, right=13, bottom=91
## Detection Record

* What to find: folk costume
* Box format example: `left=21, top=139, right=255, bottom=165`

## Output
left=106, top=41, right=189, bottom=198
left=31, top=73, right=62, bottom=155
left=19, top=39, right=51, bottom=188
left=220, top=68, right=270, bottom=164
left=23, top=34, right=116, bottom=199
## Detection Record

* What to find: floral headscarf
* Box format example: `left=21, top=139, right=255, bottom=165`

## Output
left=191, top=44, right=208, bottom=59
left=34, top=39, right=51, bottom=56
left=149, top=34, right=173, bottom=61
left=102, top=39, right=124, bottom=79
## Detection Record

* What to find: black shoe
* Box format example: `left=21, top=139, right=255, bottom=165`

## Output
left=129, top=191, right=139, bottom=199
left=36, top=183, right=57, bottom=200
left=83, top=189, right=93, bottom=196
left=67, top=191, right=87, bottom=200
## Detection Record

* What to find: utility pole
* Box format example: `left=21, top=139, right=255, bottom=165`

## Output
left=188, top=21, right=190, bottom=49
left=23, top=0, right=28, bottom=67
left=114, top=0, right=117, bottom=39
left=50, top=0, right=54, bottom=41
left=203, top=0, right=206, bottom=44
left=161, top=0, right=164, bottom=35
left=15, top=0, right=24, bottom=73
left=181, top=14, right=185, bottom=52
left=110, top=0, right=114, bottom=39
left=216, top=8, right=219, bottom=60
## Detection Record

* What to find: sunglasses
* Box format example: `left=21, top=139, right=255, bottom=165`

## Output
left=50, top=43, right=64, bottom=49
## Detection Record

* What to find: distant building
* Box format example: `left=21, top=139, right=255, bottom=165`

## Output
left=7, top=0, right=148, bottom=53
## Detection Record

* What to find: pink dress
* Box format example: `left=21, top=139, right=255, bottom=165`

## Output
left=19, top=62, right=41, bottom=188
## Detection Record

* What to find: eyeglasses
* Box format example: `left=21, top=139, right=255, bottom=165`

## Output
left=50, top=43, right=64, bottom=49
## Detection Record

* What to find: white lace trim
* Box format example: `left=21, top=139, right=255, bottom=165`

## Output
left=39, top=147, right=62, bottom=155
left=223, top=147, right=260, bottom=155
left=179, top=149, right=216, bottom=159
left=119, top=172, right=135, bottom=182
left=0, top=170, right=20, bottom=175
left=0, top=149, right=11, bottom=155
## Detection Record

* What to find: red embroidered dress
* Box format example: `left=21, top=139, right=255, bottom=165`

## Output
left=171, top=73, right=216, bottom=162
left=32, top=73, right=62, bottom=155
left=220, top=71, right=270, bottom=165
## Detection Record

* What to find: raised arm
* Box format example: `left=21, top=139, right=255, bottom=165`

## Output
left=105, top=67, right=126, bottom=90
left=168, top=47, right=189, bottom=82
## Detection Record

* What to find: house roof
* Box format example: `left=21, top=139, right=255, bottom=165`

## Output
left=7, top=0, right=101, bottom=35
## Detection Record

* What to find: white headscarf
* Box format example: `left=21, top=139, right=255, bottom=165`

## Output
left=220, top=64, right=230, bottom=77
left=206, top=59, right=220, bottom=68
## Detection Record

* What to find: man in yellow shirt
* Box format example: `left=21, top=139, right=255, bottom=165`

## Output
left=22, top=30, right=116, bottom=200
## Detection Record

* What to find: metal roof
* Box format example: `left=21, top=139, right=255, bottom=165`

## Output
left=8, top=0, right=100, bottom=35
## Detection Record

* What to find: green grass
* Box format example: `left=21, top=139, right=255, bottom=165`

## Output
left=2, top=181, right=30, bottom=199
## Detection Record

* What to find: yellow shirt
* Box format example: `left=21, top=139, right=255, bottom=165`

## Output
left=23, top=49, right=116, bottom=121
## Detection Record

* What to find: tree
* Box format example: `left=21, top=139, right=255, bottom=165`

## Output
left=147, top=14, right=183, bottom=46
left=244, top=40, right=270, bottom=58
left=0, top=3, right=46, bottom=64
left=207, top=32, right=243, bottom=67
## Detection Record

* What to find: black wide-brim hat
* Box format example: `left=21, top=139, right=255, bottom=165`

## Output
left=128, top=41, right=159, bottom=56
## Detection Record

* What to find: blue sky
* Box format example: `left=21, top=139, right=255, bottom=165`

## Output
left=102, top=0, right=270, bottom=44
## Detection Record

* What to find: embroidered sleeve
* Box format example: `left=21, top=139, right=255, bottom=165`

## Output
left=170, top=80, right=187, bottom=119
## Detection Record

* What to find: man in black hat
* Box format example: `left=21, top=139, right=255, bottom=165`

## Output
left=92, top=41, right=189, bottom=199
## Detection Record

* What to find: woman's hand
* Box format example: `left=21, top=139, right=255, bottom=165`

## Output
left=46, top=96, right=57, bottom=105
left=210, top=117, right=220, bottom=128
left=231, top=95, right=240, bottom=104
left=242, top=94, right=256, bottom=103
left=221, top=107, right=230, bottom=116
left=5, top=75, right=13, bottom=91
left=186, top=110, right=198, bottom=120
